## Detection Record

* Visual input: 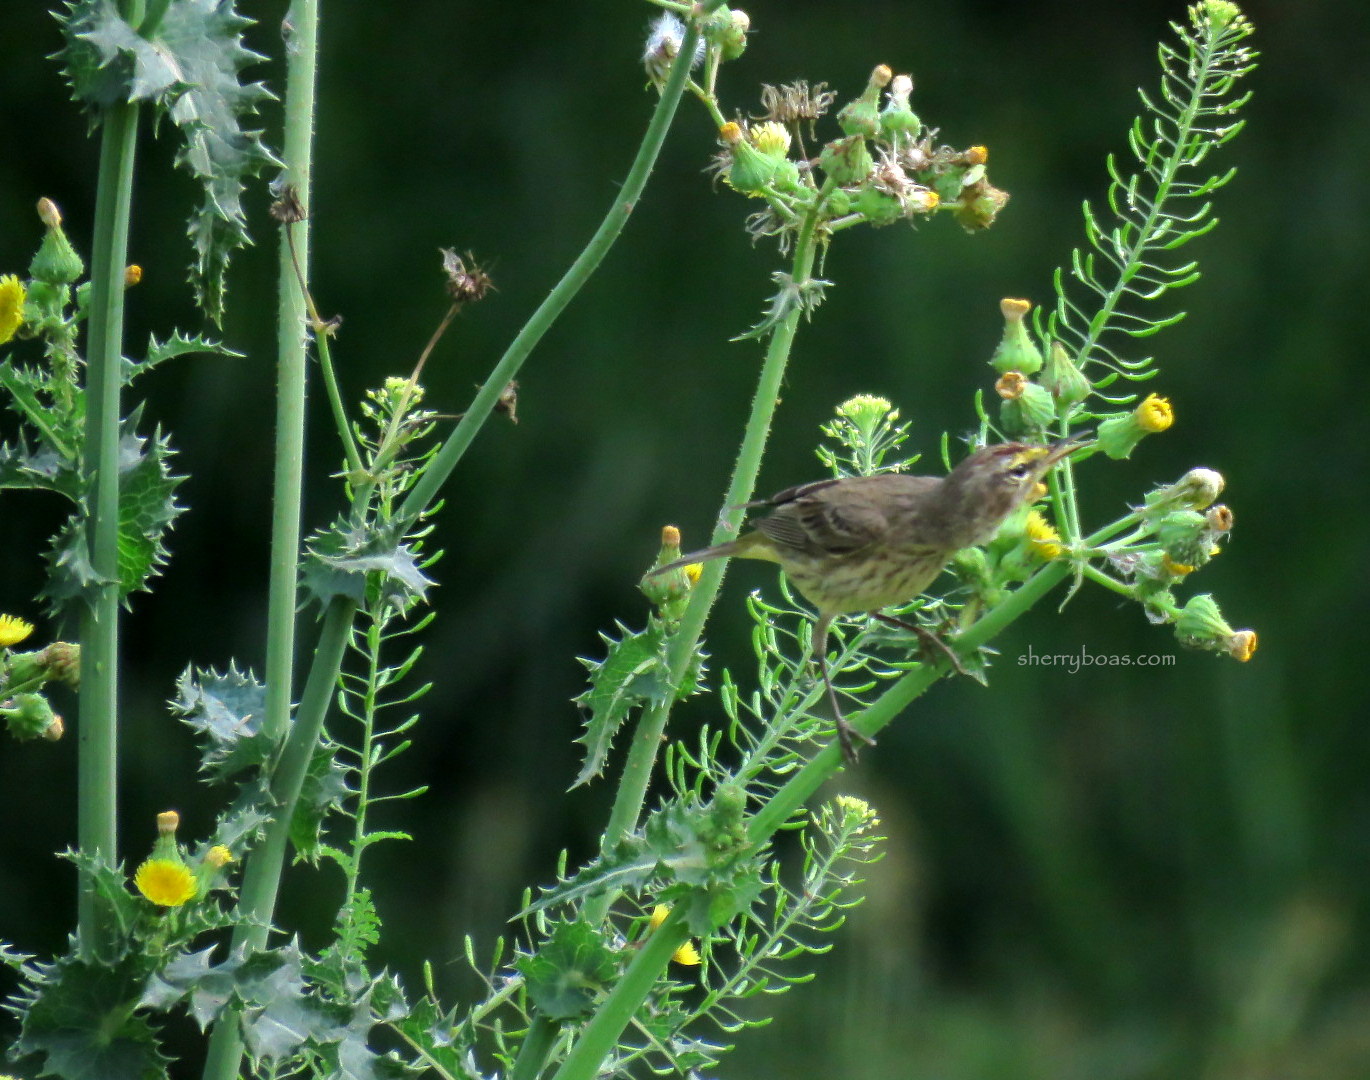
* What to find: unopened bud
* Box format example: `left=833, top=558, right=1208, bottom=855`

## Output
left=1145, top=468, right=1225, bottom=513
left=837, top=65, right=892, bottom=138
left=30, top=202, right=85, bottom=286
left=989, top=298, right=1043, bottom=376
left=1041, top=341, right=1090, bottom=412
left=124, top=265, right=142, bottom=288
left=819, top=133, right=874, bottom=186
left=878, top=73, right=921, bottom=140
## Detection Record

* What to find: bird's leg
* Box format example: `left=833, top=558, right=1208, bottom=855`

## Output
left=812, top=614, right=875, bottom=764
left=871, top=611, right=970, bottom=677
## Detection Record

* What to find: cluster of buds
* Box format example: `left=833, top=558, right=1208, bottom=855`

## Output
left=643, top=8, right=749, bottom=92
left=0, top=616, right=74, bottom=742
left=703, top=59, right=1006, bottom=240
left=990, top=298, right=1092, bottom=434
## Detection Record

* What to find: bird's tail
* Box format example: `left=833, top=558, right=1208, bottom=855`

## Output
left=646, top=539, right=748, bottom=577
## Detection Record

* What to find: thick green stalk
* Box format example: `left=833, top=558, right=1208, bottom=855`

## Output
left=393, top=10, right=714, bottom=531
left=548, top=907, right=690, bottom=1080
left=77, top=96, right=140, bottom=959
left=200, top=1, right=320, bottom=1075
left=263, top=0, right=320, bottom=746
left=201, top=597, right=355, bottom=1080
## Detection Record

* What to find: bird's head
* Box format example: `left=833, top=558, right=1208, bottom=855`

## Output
left=939, top=437, right=1083, bottom=548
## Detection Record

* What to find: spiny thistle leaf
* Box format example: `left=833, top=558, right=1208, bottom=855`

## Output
left=172, top=664, right=276, bottom=781
left=55, top=0, right=277, bottom=323
left=8, top=951, right=169, bottom=1080
left=573, top=620, right=671, bottom=788
left=39, top=416, right=187, bottom=613
left=514, top=920, right=619, bottom=1021
left=289, top=744, right=352, bottom=864
left=302, top=519, right=435, bottom=609
left=139, top=946, right=230, bottom=1029
left=573, top=618, right=707, bottom=788
left=125, top=329, right=242, bottom=384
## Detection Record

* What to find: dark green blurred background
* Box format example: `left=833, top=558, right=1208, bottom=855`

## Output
left=2, top=1, right=1366, bottom=1076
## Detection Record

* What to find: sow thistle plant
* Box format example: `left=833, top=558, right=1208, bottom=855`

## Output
left=0, top=2, right=1256, bottom=1080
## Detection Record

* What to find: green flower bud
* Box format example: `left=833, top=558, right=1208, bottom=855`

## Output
left=29, top=199, right=84, bottom=286
left=819, top=134, right=873, bottom=186
left=1041, top=341, right=1091, bottom=412
left=705, top=8, right=749, bottom=61
left=640, top=525, right=697, bottom=618
left=1096, top=393, right=1173, bottom=459
left=879, top=74, right=921, bottom=141
left=1144, top=468, right=1226, bottom=513
left=989, top=299, right=1043, bottom=376
left=995, top=372, right=1055, bottom=435
left=1, top=692, right=60, bottom=741
left=1157, top=510, right=1212, bottom=568
left=853, top=187, right=904, bottom=226
left=1174, top=593, right=1258, bottom=661
left=825, top=187, right=853, bottom=216
left=837, top=65, right=892, bottom=139
left=769, top=158, right=804, bottom=196
left=720, top=122, right=779, bottom=194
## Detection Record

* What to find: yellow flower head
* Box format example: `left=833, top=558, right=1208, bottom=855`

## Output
left=684, top=563, right=703, bottom=586
left=1161, top=554, right=1195, bottom=576
left=1024, top=510, right=1064, bottom=559
left=1135, top=393, right=1174, bottom=433
left=0, top=614, right=34, bottom=648
left=134, top=858, right=197, bottom=907
left=205, top=845, right=234, bottom=869
left=672, top=940, right=702, bottom=966
left=750, top=121, right=792, bottom=158
left=0, top=275, right=26, bottom=345
left=966, top=145, right=989, bottom=166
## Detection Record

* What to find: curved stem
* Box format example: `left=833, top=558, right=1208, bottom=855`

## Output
left=77, top=94, right=141, bottom=959
left=394, top=11, right=712, bottom=531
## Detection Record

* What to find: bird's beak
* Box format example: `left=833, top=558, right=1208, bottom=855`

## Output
left=1043, top=433, right=1089, bottom=466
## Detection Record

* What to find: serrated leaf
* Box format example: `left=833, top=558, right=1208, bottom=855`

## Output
left=56, top=0, right=277, bottom=323
left=290, top=743, right=351, bottom=863
left=171, top=664, right=277, bottom=780
left=139, top=946, right=232, bottom=1029
left=514, top=921, right=619, bottom=1021
left=571, top=620, right=671, bottom=787
left=10, top=952, right=168, bottom=1080
left=125, top=329, right=242, bottom=384
left=302, top=519, right=434, bottom=609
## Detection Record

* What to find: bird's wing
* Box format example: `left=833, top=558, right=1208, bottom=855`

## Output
left=755, top=484, right=889, bottom=556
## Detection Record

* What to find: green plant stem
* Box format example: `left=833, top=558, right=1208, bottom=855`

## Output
left=510, top=1015, right=559, bottom=1080
left=200, top=2, right=319, bottom=1075
left=593, top=200, right=826, bottom=873
left=393, top=8, right=716, bottom=532
left=201, top=596, right=355, bottom=1080
left=548, top=907, right=690, bottom=1080
left=262, top=0, right=321, bottom=748
left=76, top=95, right=140, bottom=960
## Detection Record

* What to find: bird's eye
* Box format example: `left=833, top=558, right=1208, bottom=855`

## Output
left=1008, top=462, right=1030, bottom=481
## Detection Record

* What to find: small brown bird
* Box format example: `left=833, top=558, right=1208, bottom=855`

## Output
left=651, top=440, right=1081, bottom=762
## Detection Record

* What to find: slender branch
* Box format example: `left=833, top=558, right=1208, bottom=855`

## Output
left=393, top=8, right=717, bottom=530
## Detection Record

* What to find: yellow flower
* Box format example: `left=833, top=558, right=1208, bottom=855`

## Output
left=1024, top=510, right=1064, bottom=560
left=205, top=845, right=234, bottom=869
left=1135, top=393, right=1174, bottom=433
left=0, top=614, right=35, bottom=648
left=750, top=121, right=792, bottom=158
left=1161, top=554, right=1195, bottom=576
left=648, top=904, right=702, bottom=965
left=834, top=794, right=880, bottom=828
left=0, top=275, right=26, bottom=345
left=134, top=858, right=197, bottom=907
left=684, top=563, right=703, bottom=586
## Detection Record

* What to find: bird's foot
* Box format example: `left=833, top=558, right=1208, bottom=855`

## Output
left=871, top=612, right=970, bottom=677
